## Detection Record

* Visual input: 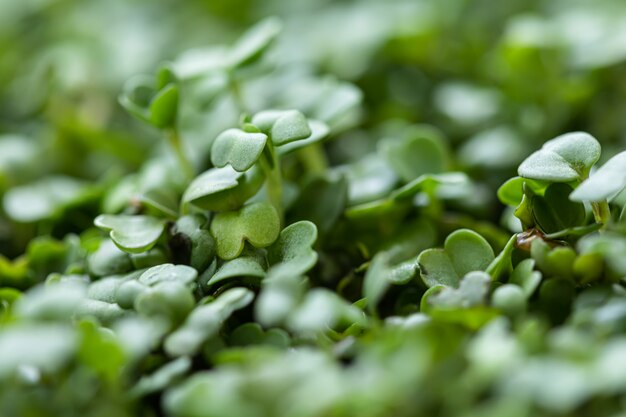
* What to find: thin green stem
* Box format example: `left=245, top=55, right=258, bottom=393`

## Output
left=258, top=141, right=283, bottom=224
left=298, top=143, right=328, bottom=174
left=166, top=128, right=194, bottom=181
left=591, top=200, right=611, bottom=226
left=228, top=72, right=247, bottom=115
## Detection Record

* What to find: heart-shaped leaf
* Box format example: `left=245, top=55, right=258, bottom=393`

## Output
left=182, top=165, right=264, bottom=212
left=570, top=151, right=626, bottom=202
left=164, top=287, right=254, bottom=356
left=267, top=221, right=318, bottom=276
left=251, top=110, right=312, bottom=146
left=418, top=229, right=494, bottom=288
left=211, top=129, right=268, bottom=172
left=210, top=202, right=281, bottom=260
left=95, top=215, right=167, bottom=254
left=518, top=132, right=600, bottom=182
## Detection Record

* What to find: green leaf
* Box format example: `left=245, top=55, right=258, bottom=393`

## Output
left=276, top=120, right=330, bottom=154
left=210, top=202, right=281, bottom=260
left=531, top=183, right=586, bottom=234
left=228, top=18, right=282, bottom=68
left=492, top=284, right=526, bottom=316
left=267, top=221, right=318, bottom=276
left=509, top=259, right=542, bottom=297
left=134, top=281, right=195, bottom=324
left=255, top=266, right=307, bottom=327
left=270, top=111, right=312, bottom=145
left=139, top=188, right=180, bottom=218
left=3, top=176, right=89, bottom=223
left=207, top=254, right=267, bottom=287
left=518, top=132, right=600, bottom=182
left=287, top=175, right=347, bottom=236
left=0, top=324, right=76, bottom=377
left=497, top=177, right=526, bottom=207
left=391, top=172, right=470, bottom=201
left=211, top=129, right=268, bottom=172
left=182, top=166, right=264, bottom=212
left=286, top=288, right=366, bottom=335
left=87, top=239, right=133, bottom=277
left=164, top=287, right=254, bottom=356
left=15, top=282, right=86, bottom=321
left=418, top=229, right=494, bottom=287
left=173, top=215, right=215, bottom=272
left=486, top=234, right=517, bottom=280
left=94, top=215, right=167, bottom=254
left=149, top=83, right=179, bottom=128
left=429, top=271, right=491, bottom=308
left=251, top=110, right=312, bottom=146
left=118, top=75, right=153, bottom=123
left=229, top=323, right=289, bottom=348
left=364, top=249, right=420, bottom=312
left=138, top=264, right=198, bottom=287
left=425, top=272, right=499, bottom=330
left=131, top=357, right=191, bottom=397
left=570, top=151, right=626, bottom=202
left=77, top=320, right=125, bottom=383
left=380, top=125, right=449, bottom=182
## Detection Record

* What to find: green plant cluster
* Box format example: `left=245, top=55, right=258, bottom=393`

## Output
left=3, top=1, right=626, bottom=416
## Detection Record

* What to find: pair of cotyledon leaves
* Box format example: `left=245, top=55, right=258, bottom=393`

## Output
left=96, top=205, right=317, bottom=282
left=364, top=228, right=502, bottom=312
left=182, top=110, right=329, bottom=213
left=518, top=131, right=626, bottom=202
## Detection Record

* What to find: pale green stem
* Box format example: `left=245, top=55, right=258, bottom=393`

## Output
left=166, top=128, right=194, bottom=180
left=228, top=72, right=247, bottom=115
left=298, top=143, right=328, bottom=174
left=258, top=141, right=283, bottom=223
left=591, top=200, right=611, bottom=226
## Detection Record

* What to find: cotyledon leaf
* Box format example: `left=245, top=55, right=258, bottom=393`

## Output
left=267, top=221, right=318, bottom=276
left=210, top=202, right=281, bottom=260
left=211, top=129, right=267, bottom=172
left=418, top=229, right=494, bottom=288
left=570, top=151, right=626, bottom=202
left=164, top=287, right=254, bottom=356
left=518, top=132, right=600, bottom=182
left=94, top=215, right=167, bottom=254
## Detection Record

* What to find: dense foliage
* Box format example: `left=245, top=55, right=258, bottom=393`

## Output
left=3, top=1, right=626, bottom=416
